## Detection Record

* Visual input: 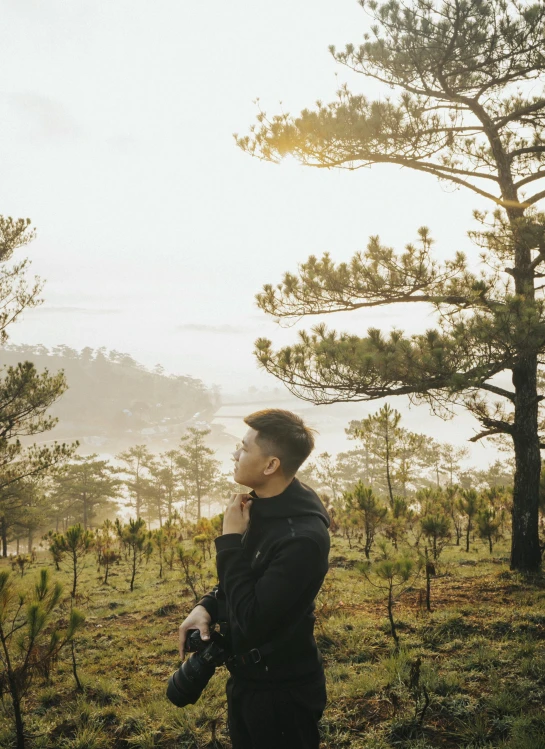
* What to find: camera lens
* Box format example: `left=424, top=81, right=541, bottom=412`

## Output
left=166, top=632, right=226, bottom=708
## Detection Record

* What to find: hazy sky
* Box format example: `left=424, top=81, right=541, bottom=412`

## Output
left=0, top=1, right=506, bottom=464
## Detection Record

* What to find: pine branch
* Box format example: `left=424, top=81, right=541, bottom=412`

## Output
left=526, top=189, right=545, bottom=207
left=509, top=145, right=545, bottom=161
left=514, top=171, right=545, bottom=190
left=496, top=99, right=545, bottom=129
left=469, top=420, right=514, bottom=443
left=479, top=383, right=516, bottom=401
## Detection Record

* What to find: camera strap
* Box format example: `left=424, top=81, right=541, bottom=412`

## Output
left=227, top=620, right=301, bottom=668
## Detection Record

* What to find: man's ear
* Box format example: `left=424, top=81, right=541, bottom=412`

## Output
left=264, top=457, right=281, bottom=476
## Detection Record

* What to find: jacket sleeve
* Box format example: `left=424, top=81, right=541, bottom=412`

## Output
left=215, top=533, right=324, bottom=643
left=196, top=582, right=227, bottom=623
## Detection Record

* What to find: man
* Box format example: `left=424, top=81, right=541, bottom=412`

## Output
left=178, top=409, right=330, bottom=749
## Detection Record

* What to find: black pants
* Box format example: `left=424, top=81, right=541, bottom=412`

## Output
left=226, top=674, right=326, bottom=749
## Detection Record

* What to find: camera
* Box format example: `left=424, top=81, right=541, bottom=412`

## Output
left=167, top=628, right=229, bottom=707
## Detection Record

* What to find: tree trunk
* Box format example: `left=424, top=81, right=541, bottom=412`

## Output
left=131, top=548, right=137, bottom=591
left=425, top=549, right=432, bottom=613
left=387, top=586, right=398, bottom=646
left=1, top=516, right=7, bottom=557
left=511, top=357, right=542, bottom=571
left=71, top=640, right=82, bottom=691
left=385, top=437, right=394, bottom=509
left=71, top=553, right=77, bottom=598
left=12, top=690, right=25, bottom=749
left=466, top=519, right=471, bottom=553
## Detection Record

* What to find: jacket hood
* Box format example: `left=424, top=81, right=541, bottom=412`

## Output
left=249, top=477, right=330, bottom=529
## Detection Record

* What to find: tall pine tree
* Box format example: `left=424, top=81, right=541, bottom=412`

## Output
left=239, top=0, right=545, bottom=571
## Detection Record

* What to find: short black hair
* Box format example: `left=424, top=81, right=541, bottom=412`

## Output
left=244, top=408, right=316, bottom=477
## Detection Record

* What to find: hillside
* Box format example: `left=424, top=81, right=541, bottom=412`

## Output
left=1, top=345, right=219, bottom=454
left=0, top=534, right=543, bottom=748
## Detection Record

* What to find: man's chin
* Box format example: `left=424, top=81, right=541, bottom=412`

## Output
left=234, top=470, right=251, bottom=488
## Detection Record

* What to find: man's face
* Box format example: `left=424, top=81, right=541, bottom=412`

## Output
left=232, top=427, right=278, bottom=488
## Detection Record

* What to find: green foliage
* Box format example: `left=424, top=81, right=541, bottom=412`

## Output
left=239, top=0, right=545, bottom=572
left=343, top=481, right=387, bottom=559
left=420, top=513, right=451, bottom=560
left=95, top=519, right=119, bottom=585
left=119, top=518, right=147, bottom=592
left=176, top=543, right=206, bottom=603
left=12, top=554, right=31, bottom=577
left=477, top=507, right=503, bottom=554
left=458, top=488, right=481, bottom=553
left=176, top=427, right=221, bottom=521
left=0, top=216, right=78, bottom=553
left=0, top=530, right=541, bottom=748
left=51, top=455, right=121, bottom=531
left=116, top=445, right=154, bottom=521
left=360, top=552, right=421, bottom=647
left=55, top=524, right=95, bottom=598
left=0, top=567, right=84, bottom=749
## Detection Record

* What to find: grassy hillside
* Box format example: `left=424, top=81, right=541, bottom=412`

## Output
left=0, top=533, right=543, bottom=748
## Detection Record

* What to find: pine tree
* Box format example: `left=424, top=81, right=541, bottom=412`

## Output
left=240, top=1, right=545, bottom=571
left=116, top=445, right=153, bottom=520
left=0, top=568, right=84, bottom=749
left=52, top=455, right=121, bottom=530
left=0, top=215, right=76, bottom=555
left=176, top=427, right=220, bottom=520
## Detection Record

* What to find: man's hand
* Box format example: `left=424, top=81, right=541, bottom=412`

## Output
left=178, top=605, right=212, bottom=660
left=223, top=493, right=253, bottom=536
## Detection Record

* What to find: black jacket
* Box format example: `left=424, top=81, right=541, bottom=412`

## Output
left=197, top=477, right=330, bottom=684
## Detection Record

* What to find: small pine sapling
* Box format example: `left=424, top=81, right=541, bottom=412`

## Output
left=13, top=555, right=31, bottom=577
left=44, top=531, right=65, bottom=571
left=360, top=554, right=421, bottom=648
left=477, top=508, right=502, bottom=554
left=420, top=514, right=451, bottom=560
left=0, top=568, right=84, bottom=749
left=153, top=528, right=166, bottom=579
left=344, top=482, right=387, bottom=559
left=56, top=524, right=95, bottom=598
left=120, top=518, right=147, bottom=592
left=177, top=544, right=204, bottom=603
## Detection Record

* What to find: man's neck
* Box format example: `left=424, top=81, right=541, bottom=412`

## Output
left=252, top=475, right=294, bottom=499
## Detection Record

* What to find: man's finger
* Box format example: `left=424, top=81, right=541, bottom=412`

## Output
left=179, top=625, right=186, bottom=660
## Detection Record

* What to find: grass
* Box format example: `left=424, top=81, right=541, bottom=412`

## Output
left=0, top=535, right=544, bottom=748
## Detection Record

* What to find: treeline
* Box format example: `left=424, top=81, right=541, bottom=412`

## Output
left=335, top=483, right=511, bottom=560
left=300, top=403, right=514, bottom=501
left=1, top=344, right=217, bottom=445
left=1, top=427, right=239, bottom=557
left=298, top=403, right=545, bottom=559
left=41, top=513, right=220, bottom=597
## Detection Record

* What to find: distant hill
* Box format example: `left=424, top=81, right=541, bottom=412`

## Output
left=1, top=344, right=219, bottom=454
